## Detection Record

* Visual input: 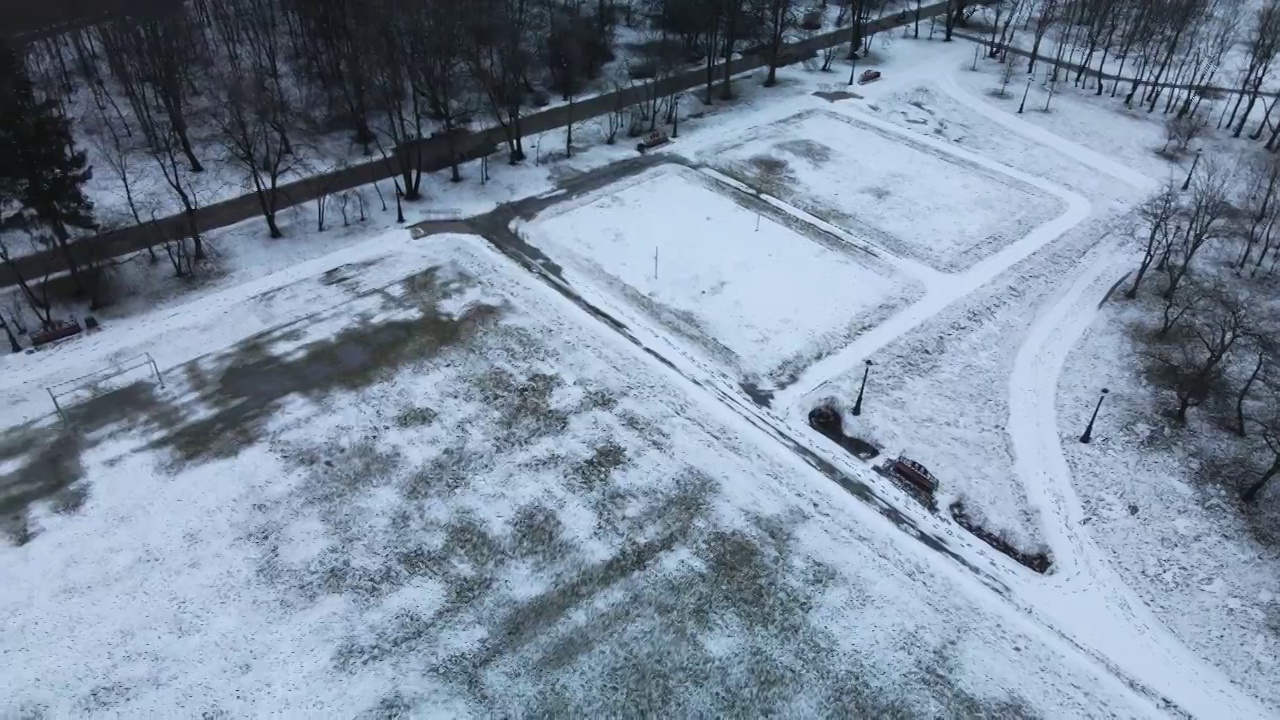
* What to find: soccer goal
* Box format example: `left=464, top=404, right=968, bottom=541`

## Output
left=46, top=353, right=165, bottom=424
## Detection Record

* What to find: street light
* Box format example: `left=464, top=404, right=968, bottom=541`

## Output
left=847, top=52, right=859, bottom=86
left=1181, top=147, right=1203, bottom=191
left=1017, top=76, right=1032, bottom=114
left=852, top=359, right=873, bottom=416
left=1079, top=388, right=1110, bottom=444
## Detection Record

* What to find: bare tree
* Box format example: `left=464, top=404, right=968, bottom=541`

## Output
left=149, top=126, right=207, bottom=271
left=282, top=0, right=376, bottom=152
left=1152, top=281, right=1248, bottom=421
left=0, top=236, right=55, bottom=330
left=1236, top=155, right=1280, bottom=270
left=1244, top=391, right=1280, bottom=502
left=1234, top=332, right=1276, bottom=436
left=1161, top=111, right=1206, bottom=154
left=217, top=75, right=302, bottom=238
left=368, top=0, right=429, bottom=200
left=605, top=80, right=627, bottom=144
left=97, top=8, right=207, bottom=172
left=998, top=53, right=1019, bottom=96
left=821, top=7, right=851, bottom=72
left=1129, top=179, right=1179, bottom=298
left=625, top=33, right=683, bottom=133
left=0, top=309, right=20, bottom=353
left=1027, top=0, right=1061, bottom=75
left=1228, top=0, right=1280, bottom=136
left=1158, top=278, right=1198, bottom=336
left=1163, top=157, right=1232, bottom=298
left=467, top=0, right=535, bottom=164
left=418, top=0, right=475, bottom=182
left=720, top=0, right=746, bottom=99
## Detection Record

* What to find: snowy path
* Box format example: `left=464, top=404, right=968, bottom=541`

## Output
left=935, top=70, right=1157, bottom=193
left=3, top=43, right=1267, bottom=717
left=773, top=106, right=1092, bottom=406
left=1007, top=242, right=1270, bottom=718
left=940, top=67, right=1270, bottom=717
left=757, top=54, right=1268, bottom=716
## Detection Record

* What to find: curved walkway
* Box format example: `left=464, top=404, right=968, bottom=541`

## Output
left=941, top=62, right=1272, bottom=718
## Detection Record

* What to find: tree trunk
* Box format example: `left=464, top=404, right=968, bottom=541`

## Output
left=1242, top=460, right=1278, bottom=503
left=1235, top=94, right=1261, bottom=138
left=1128, top=249, right=1155, bottom=297
left=721, top=3, right=738, bottom=99
left=1236, top=351, right=1265, bottom=436
left=1176, top=394, right=1191, bottom=422
left=0, top=314, right=21, bottom=353
left=50, top=222, right=87, bottom=298
left=186, top=210, right=204, bottom=261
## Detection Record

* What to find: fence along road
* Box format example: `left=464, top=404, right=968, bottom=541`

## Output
left=0, top=2, right=961, bottom=291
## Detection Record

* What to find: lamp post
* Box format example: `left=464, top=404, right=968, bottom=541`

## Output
left=1181, top=147, right=1203, bottom=191
left=1018, top=76, right=1032, bottom=114
left=847, top=52, right=859, bottom=86
left=1079, top=388, right=1110, bottom=444
left=852, top=359, right=873, bottom=416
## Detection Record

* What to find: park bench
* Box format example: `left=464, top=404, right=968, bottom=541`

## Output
left=636, top=130, right=670, bottom=153
left=31, top=320, right=81, bottom=348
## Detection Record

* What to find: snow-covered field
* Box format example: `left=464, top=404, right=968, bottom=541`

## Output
left=519, top=164, right=919, bottom=387
left=4, top=32, right=1279, bottom=720
left=1, top=235, right=1156, bottom=717
left=708, top=109, right=1063, bottom=272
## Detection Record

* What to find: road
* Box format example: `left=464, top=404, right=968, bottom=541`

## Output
left=0, top=0, right=965, bottom=292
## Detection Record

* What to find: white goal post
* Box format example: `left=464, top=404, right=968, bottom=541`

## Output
left=46, top=353, right=165, bottom=423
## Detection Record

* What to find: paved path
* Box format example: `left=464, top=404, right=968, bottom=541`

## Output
left=0, top=0, right=962, bottom=292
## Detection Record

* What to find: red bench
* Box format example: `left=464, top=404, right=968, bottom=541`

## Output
left=31, top=320, right=82, bottom=348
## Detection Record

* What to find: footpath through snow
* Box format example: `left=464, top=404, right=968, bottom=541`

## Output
left=937, top=62, right=1268, bottom=718
left=1, top=37, right=1269, bottom=719
left=772, top=100, right=1092, bottom=405
left=753, top=46, right=1266, bottom=717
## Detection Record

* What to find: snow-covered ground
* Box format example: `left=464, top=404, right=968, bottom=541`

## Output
left=927, top=46, right=1280, bottom=712
left=1058, top=291, right=1280, bottom=706
left=4, top=31, right=1279, bottom=719
left=707, top=109, right=1063, bottom=272
left=1, top=235, right=1158, bottom=717
left=519, top=164, right=919, bottom=387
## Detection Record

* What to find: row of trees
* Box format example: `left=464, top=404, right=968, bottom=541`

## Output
left=1127, top=155, right=1280, bottom=504
left=0, top=0, right=874, bottom=323
left=985, top=0, right=1280, bottom=151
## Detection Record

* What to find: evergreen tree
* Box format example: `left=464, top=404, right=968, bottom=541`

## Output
left=0, top=38, right=97, bottom=295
